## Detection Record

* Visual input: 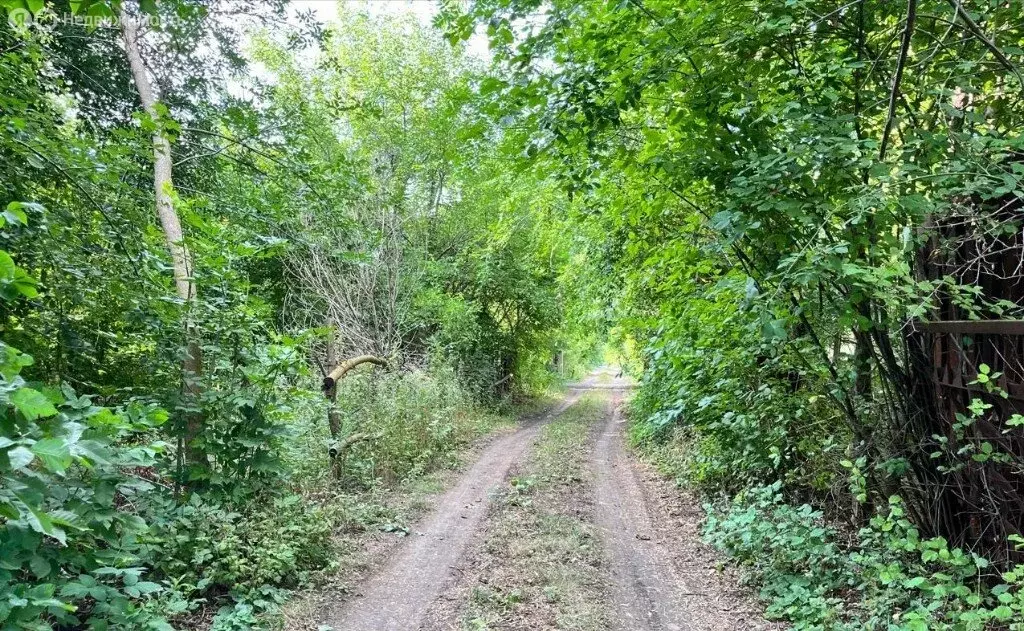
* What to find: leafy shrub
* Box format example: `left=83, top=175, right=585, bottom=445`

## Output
left=190, top=334, right=311, bottom=486
left=0, top=230, right=334, bottom=628
left=629, top=278, right=839, bottom=494
left=152, top=493, right=335, bottom=604
left=705, top=484, right=1024, bottom=630
left=0, top=231, right=171, bottom=629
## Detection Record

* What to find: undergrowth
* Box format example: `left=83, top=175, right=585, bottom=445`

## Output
left=704, top=484, right=1024, bottom=630
left=627, top=277, right=1024, bottom=630
left=640, top=431, right=1024, bottom=631
left=287, top=366, right=515, bottom=489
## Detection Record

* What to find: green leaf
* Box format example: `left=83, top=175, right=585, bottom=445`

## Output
left=904, top=576, right=927, bottom=588
left=10, top=387, right=58, bottom=420
left=479, top=77, right=505, bottom=96
left=60, top=581, right=90, bottom=599
left=3, top=202, right=28, bottom=226
left=0, top=501, right=17, bottom=519
left=992, top=605, right=1013, bottom=621
left=7, top=445, right=34, bottom=469
left=12, top=493, right=66, bottom=545
left=29, top=555, right=50, bottom=579
left=11, top=269, right=38, bottom=298
left=0, top=251, right=15, bottom=281
left=131, top=581, right=161, bottom=596
left=31, top=438, right=72, bottom=473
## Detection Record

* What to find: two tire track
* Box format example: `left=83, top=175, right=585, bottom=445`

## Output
left=324, top=376, right=776, bottom=631
left=323, top=387, right=587, bottom=631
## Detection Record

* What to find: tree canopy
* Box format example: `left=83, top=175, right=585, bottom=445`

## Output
left=3, top=0, right=1024, bottom=627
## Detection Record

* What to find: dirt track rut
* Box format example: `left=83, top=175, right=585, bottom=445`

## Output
left=592, top=389, right=778, bottom=631
left=322, top=387, right=588, bottom=631
left=322, top=375, right=777, bottom=631
left=592, top=389, right=694, bottom=631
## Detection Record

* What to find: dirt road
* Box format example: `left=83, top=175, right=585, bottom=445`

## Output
left=321, top=387, right=589, bottom=631
left=322, top=373, right=776, bottom=631
left=592, top=389, right=779, bottom=631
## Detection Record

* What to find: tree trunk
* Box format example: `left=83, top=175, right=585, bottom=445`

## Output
left=121, top=6, right=204, bottom=468
left=321, top=337, right=386, bottom=478
left=324, top=320, right=341, bottom=441
left=853, top=333, right=873, bottom=399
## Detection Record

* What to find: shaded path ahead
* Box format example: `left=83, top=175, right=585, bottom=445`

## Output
left=322, top=385, right=588, bottom=631
left=321, top=373, right=777, bottom=631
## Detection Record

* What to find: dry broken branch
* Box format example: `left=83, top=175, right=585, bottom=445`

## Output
left=322, top=354, right=388, bottom=392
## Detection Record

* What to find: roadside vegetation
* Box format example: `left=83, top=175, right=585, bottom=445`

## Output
left=5, top=0, right=1024, bottom=629
left=0, top=2, right=595, bottom=628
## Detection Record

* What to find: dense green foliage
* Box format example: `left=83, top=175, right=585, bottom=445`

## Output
left=0, top=1, right=593, bottom=627
left=705, top=487, right=1024, bottom=629
left=444, top=0, right=1024, bottom=627
left=1, top=235, right=171, bottom=628
left=5, top=0, right=1024, bottom=627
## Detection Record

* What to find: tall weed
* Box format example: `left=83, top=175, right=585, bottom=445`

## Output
left=287, top=363, right=510, bottom=489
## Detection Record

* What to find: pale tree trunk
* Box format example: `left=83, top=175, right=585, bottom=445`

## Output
left=121, top=7, right=204, bottom=469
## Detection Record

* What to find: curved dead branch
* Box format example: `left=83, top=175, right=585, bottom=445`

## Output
left=327, top=432, right=371, bottom=458
left=322, top=354, right=386, bottom=479
left=322, top=354, right=388, bottom=392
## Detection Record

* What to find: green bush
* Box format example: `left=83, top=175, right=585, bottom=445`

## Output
left=705, top=484, right=1024, bottom=630
left=629, top=278, right=839, bottom=494
left=152, top=493, right=335, bottom=603
left=0, top=233, right=172, bottom=630
left=0, top=231, right=337, bottom=628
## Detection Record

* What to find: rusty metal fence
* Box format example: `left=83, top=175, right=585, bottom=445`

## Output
left=912, top=320, right=1024, bottom=565
left=908, top=209, right=1024, bottom=565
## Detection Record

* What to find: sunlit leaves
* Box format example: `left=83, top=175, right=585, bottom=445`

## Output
left=10, top=387, right=57, bottom=421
